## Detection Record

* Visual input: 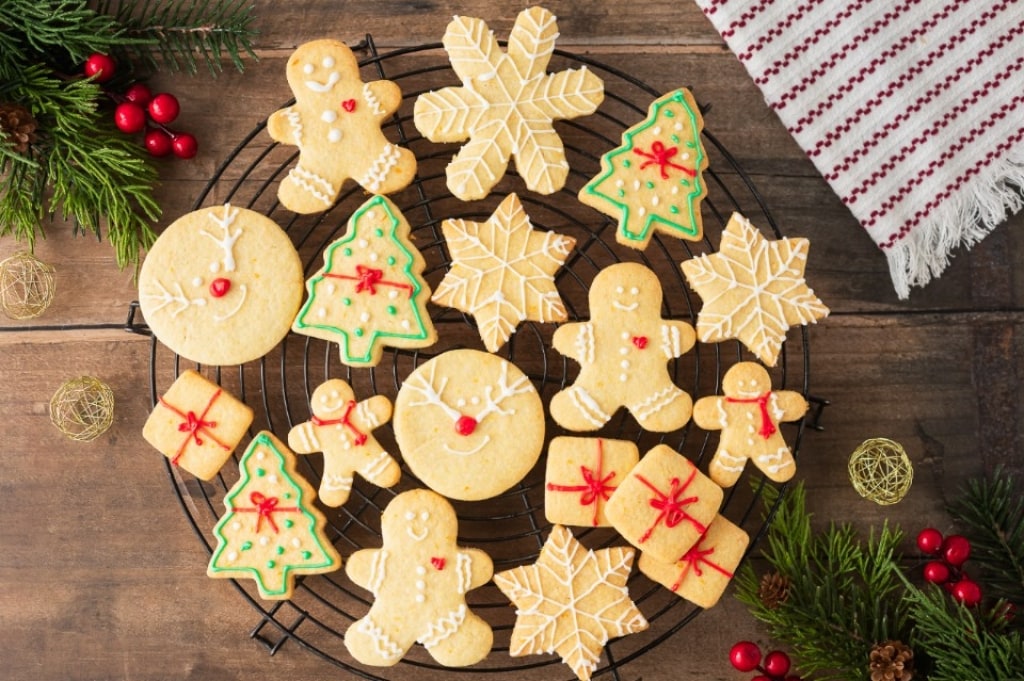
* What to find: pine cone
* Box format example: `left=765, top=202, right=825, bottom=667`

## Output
left=870, top=640, right=914, bottom=681
left=0, top=102, right=39, bottom=154
left=758, top=571, right=791, bottom=609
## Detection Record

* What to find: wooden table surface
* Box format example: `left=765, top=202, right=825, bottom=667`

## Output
left=4, top=2, right=1022, bottom=679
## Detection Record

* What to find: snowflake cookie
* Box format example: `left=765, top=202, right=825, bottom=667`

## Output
left=692, top=361, right=808, bottom=487
left=549, top=262, right=696, bottom=432
left=413, top=6, right=605, bottom=200
left=681, top=212, right=829, bottom=366
left=345, top=489, right=493, bottom=667
left=287, top=378, right=398, bottom=507
left=207, top=431, right=342, bottom=600
left=292, top=195, right=437, bottom=367
left=432, top=193, right=576, bottom=352
left=580, top=88, right=709, bottom=250
left=494, top=525, right=649, bottom=681
left=267, top=39, right=416, bottom=213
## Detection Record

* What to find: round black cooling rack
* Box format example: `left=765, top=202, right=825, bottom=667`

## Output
left=145, top=35, right=816, bottom=681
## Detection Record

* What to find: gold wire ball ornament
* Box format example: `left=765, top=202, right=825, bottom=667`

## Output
left=49, top=376, right=115, bottom=442
left=848, top=438, right=914, bottom=505
left=0, top=251, right=56, bottom=320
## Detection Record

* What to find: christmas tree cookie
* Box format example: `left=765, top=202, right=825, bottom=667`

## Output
left=292, top=195, right=437, bottom=366
left=207, top=431, right=341, bottom=600
left=579, top=88, right=709, bottom=250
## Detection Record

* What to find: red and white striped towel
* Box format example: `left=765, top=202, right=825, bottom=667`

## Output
left=694, top=0, right=1024, bottom=298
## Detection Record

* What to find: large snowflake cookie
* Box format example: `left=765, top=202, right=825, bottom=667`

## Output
left=549, top=262, right=696, bottom=432
left=138, top=203, right=303, bottom=366
left=267, top=39, right=416, bottom=213
left=494, top=525, right=649, bottom=681
left=413, top=6, right=605, bottom=200
left=287, top=378, right=398, bottom=507
left=292, top=195, right=437, bottom=366
left=432, top=193, right=576, bottom=352
left=579, top=87, right=708, bottom=250
left=345, top=489, right=493, bottom=667
left=692, top=361, right=808, bottom=487
left=681, top=212, right=829, bottom=366
left=393, top=349, right=544, bottom=501
left=207, top=431, right=341, bottom=600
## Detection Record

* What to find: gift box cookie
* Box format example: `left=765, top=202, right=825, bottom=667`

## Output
left=637, top=513, right=749, bottom=609
left=545, top=436, right=640, bottom=528
left=605, top=444, right=723, bottom=564
left=142, top=369, right=253, bottom=480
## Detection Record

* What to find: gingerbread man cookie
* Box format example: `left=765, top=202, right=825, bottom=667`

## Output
left=287, top=378, right=398, bottom=507
left=692, top=362, right=808, bottom=487
left=267, top=39, right=416, bottom=213
left=344, top=489, right=494, bottom=667
left=550, top=262, right=696, bottom=432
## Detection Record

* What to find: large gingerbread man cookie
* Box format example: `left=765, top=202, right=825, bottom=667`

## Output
left=550, top=262, right=696, bottom=432
left=692, top=362, right=809, bottom=487
left=344, top=489, right=494, bottom=667
left=287, top=378, right=399, bottom=507
left=267, top=39, right=416, bottom=213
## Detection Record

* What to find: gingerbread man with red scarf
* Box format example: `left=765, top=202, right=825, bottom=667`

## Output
left=693, top=362, right=808, bottom=487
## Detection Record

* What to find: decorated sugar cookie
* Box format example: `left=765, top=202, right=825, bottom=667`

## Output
left=549, top=262, right=696, bottom=432
left=413, top=6, right=604, bottom=200
left=138, top=203, right=303, bottom=366
left=579, top=88, right=708, bottom=250
left=207, top=431, right=341, bottom=600
left=431, top=193, right=576, bottom=352
left=288, top=378, right=398, bottom=507
left=393, top=349, right=544, bottom=501
left=692, top=361, right=808, bottom=487
left=292, top=195, right=437, bottom=366
left=544, top=436, right=640, bottom=528
left=267, top=39, right=416, bottom=212
left=344, top=489, right=494, bottom=667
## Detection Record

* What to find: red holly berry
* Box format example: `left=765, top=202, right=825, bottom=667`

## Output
left=83, top=53, right=116, bottom=82
left=952, top=578, right=982, bottom=607
left=729, top=641, right=762, bottom=673
left=923, top=560, right=951, bottom=584
left=147, top=93, right=180, bottom=125
left=916, top=527, right=944, bottom=555
left=144, top=129, right=173, bottom=157
left=751, top=676, right=772, bottom=681
left=113, top=102, right=146, bottom=134
left=171, top=132, right=198, bottom=159
left=763, top=650, right=792, bottom=677
left=123, top=82, right=152, bottom=106
left=942, top=534, right=971, bottom=567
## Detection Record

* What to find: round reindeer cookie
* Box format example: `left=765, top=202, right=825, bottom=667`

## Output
left=393, top=349, right=545, bottom=501
left=138, top=203, right=303, bottom=366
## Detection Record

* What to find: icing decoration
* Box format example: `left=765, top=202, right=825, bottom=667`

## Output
left=159, top=389, right=230, bottom=465
left=361, top=82, right=385, bottom=116
left=726, top=392, right=777, bottom=439
left=413, top=7, right=604, bottom=200
left=356, top=143, right=402, bottom=193
left=209, top=277, right=231, bottom=298
left=310, top=400, right=368, bottom=445
left=342, top=98, right=357, bottom=112
left=454, top=415, right=477, bottom=436
left=231, top=491, right=300, bottom=533
left=493, top=525, right=648, bottom=681
left=634, top=469, right=707, bottom=543
left=287, top=164, right=335, bottom=207
left=431, top=193, right=576, bottom=352
left=431, top=556, right=446, bottom=570
left=324, top=264, right=413, bottom=297
left=631, top=335, right=648, bottom=349
left=670, top=539, right=734, bottom=593
left=546, top=439, right=618, bottom=526
left=632, top=141, right=695, bottom=180
left=200, top=204, right=242, bottom=273
left=143, top=280, right=206, bottom=317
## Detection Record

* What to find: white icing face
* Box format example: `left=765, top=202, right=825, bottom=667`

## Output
left=312, top=379, right=354, bottom=416
left=590, top=263, right=662, bottom=319
left=381, top=490, right=456, bottom=548
left=724, top=363, right=772, bottom=398
left=138, top=204, right=304, bottom=366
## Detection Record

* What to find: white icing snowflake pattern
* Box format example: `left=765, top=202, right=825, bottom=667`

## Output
left=432, top=193, right=575, bottom=352
left=413, top=6, right=604, bottom=200
left=681, top=212, right=829, bottom=366
left=493, top=525, right=648, bottom=681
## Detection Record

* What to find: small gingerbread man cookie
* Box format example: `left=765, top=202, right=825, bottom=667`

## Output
left=267, top=39, right=416, bottom=213
left=344, top=489, right=494, bottom=667
left=692, top=362, right=809, bottom=487
left=550, top=262, right=696, bottom=432
left=287, top=378, right=398, bottom=507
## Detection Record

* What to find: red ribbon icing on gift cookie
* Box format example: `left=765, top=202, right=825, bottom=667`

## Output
left=726, top=392, right=777, bottom=439
left=325, top=264, right=414, bottom=297
left=635, top=468, right=707, bottom=543
left=670, top=539, right=735, bottom=592
left=310, top=400, right=368, bottom=445
left=546, top=439, right=618, bottom=526
left=159, top=388, right=231, bottom=465
left=231, top=491, right=300, bottom=533
left=632, top=141, right=696, bottom=180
